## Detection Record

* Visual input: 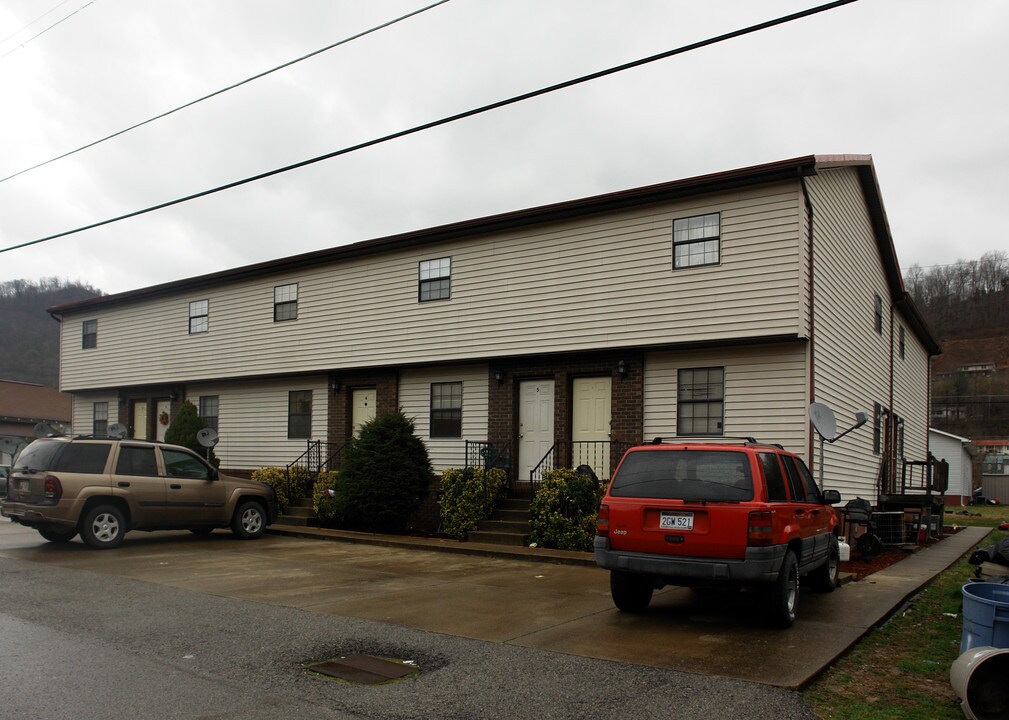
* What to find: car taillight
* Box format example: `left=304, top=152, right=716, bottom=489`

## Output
left=596, top=503, right=610, bottom=537
left=44, top=475, right=62, bottom=501
left=748, top=510, right=773, bottom=546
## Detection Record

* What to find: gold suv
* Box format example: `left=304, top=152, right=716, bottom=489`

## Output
left=1, top=436, right=278, bottom=549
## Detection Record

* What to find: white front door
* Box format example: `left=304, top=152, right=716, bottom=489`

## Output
left=352, top=389, right=376, bottom=437
left=519, top=380, right=554, bottom=480
left=155, top=400, right=171, bottom=442
left=572, top=376, right=612, bottom=477
left=133, top=401, right=148, bottom=440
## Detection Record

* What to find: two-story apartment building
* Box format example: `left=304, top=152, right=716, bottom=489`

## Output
left=49, top=155, right=939, bottom=503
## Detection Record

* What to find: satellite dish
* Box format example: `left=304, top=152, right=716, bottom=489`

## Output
left=0, top=436, right=22, bottom=455
left=33, top=422, right=61, bottom=438
left=197, top=428, right=219, bottom=448
left=808, top=403, right=837, bottom=441
left=107, top=423, right=128, bottom=439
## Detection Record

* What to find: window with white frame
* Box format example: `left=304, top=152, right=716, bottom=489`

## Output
left=82, top=319, right=97, bottom=349
left=189, top=300, right=209, bottom=334
left=673, top=213, right=720, bottom=269
left=93, top=401, right=108, bottom=435
left=274, top=284, right=298, bottom=322
left=419, top=257, right=451, bottom=302
left=677, top=367, right=724, bottom=436
left=199, top=395, right=219, bottom=431
left=430, top=382, right=462, bottom=438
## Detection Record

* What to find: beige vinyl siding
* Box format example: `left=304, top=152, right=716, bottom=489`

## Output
left=399, top=365, right=488, bottom=472
left=184, top=376, right=327, bottom=470
left=805, top=167, right=895, bottom=502
left=643, top=342, right=809, bottom=456
left=893, top=319, right=930, bottom=470
left=72, top=392, right=118, bottom=435
left=929, top=430, right=970, bottom=499
left=58, top=184, right=805, bottom=391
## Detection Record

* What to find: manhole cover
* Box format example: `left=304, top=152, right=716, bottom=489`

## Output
left=305, top=654, right=419, bottom=685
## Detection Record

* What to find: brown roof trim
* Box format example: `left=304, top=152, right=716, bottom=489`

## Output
left=48, top=155, right=820, bottom=315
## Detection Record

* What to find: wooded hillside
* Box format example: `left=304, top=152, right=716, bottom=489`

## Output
left=0, top=278, right=102, bottom=387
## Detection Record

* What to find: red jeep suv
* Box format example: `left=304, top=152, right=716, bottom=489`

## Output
left=594, top=438, right=841, bottom=627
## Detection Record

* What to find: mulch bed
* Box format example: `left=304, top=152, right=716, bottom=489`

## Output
left=839, top=526, right=963, bottom=582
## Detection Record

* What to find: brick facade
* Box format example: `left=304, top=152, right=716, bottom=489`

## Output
left=325, top=370, right=400, bottom=447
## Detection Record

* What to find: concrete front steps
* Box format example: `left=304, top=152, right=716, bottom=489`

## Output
left=467, top=498, right=531, bottom=546
left=274, top=497, right=317, bottom=527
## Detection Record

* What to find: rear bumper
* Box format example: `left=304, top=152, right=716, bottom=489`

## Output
left=1, top=502, right=75, bottom=529
left=594, top=535, right=787, bottom=584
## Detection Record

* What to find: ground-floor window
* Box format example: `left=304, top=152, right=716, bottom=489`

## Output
left=93, top=401, right=108, bottom=435
left=199, top=395, right=219, bottom=431
left=430, top=382, right=462, bottom=438
left=677, top=367, right=724, bottom=436
left=288, top=390, right=312, bottom=439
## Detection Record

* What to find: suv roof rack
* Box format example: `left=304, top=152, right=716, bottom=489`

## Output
left=648, top=436, right=784, bottom=449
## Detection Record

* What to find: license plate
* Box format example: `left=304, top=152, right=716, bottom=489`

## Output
left=15, top=479, right=29, bottom=494
left=659, top=511, right=693, bottom=531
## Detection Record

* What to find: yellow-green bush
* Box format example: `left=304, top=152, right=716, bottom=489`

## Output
left=440, top=467, right=508, bottom=539
left=251, top=466, right=291, bottom=512
left=312, top=471, right=341, bottom=524
left=529, top=468, right=603, bottom=551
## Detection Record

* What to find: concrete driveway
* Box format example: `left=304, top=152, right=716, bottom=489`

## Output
left=0, top=521, right=986, bottom=689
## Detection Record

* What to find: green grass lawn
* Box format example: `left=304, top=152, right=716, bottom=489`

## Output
left=804, top=508, right=1007, bottom=720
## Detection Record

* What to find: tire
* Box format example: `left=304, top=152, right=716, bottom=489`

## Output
left=37, top=524, right=78, bottom=543
left=610, top=570, right=653, bottom=613
left=80, top=504, right=126, bottom=549
left=767, top=551, right=799, bottom=627
left=811, top=535, right=840, bottom=593
left=231, top=501, right=266, bottom=540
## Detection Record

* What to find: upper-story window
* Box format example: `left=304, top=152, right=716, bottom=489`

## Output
left=673, top=213, right=720, bottom=269
left=677, top=367, right=724, bottom=436
left=419, top=257, right=451, bottom=302
left=274, top=284, right=298, bottom=322
left=189, top=300, right=209, bottom=334
left=82, top=319, right=97, bottom=349
left=874, top=293, right=883, bottom=335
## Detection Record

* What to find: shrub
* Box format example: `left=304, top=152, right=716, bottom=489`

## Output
left=251, top=466, right=292, bottom=512
left=312, top=471, right=342, bottom=523
left=529, top=468, right=603, bottom=552
left=165, top=400, right=219, bottom=467
left=333, top=410, right=433, bottom=533
left=440, top=467, right=508, bottom=539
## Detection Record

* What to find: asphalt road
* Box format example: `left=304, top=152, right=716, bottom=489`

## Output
left=0, top=522, right=816, bottom=720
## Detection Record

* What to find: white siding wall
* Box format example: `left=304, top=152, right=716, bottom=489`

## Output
left=643, top=342, right=809, bottom=457
left=894, top=321, right=931, bottom=472
left=184, top=376, right=327, bottom=470
left=58, top=184, right=805, bottom=391
left=72, top=392, right=118, bottom=435
left=929, top=430, right=971, bottom=500
left=399, top=365, right=488, bottom=472
left=805, top=167, right=900, bottom=502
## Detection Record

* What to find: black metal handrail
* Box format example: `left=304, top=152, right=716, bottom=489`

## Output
left=284, top=440, right=348, bottom=500
left=528, top=440, right=632, bottom=497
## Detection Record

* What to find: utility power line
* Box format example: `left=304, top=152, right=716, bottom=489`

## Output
left=0, top=1, right=94, bottom=61
left=0, top=0, right=452, bottom=184
left=0, top=0, right=74, bottom=46
left=0, top=0, right=860, bottom=256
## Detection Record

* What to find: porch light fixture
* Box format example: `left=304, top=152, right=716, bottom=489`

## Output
left=617, top=360, right=628, bottom=379
left=494, top=370, right=504, bottom=385
left=169, top=391, right=178, bottom=402
left=117, top=392, right=126, bottom=405
left=329, top=381, right=341, bottom=393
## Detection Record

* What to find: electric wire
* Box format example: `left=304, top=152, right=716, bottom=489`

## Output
left=0, top=0, right=452, bottom=184
left=0, top=0, right=859, bottom=256
left=0, top=1, right=94, bottom=61
left=0, top=0, right=74, bottom=46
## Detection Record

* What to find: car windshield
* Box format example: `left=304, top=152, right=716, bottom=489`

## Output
left=12, top=439, right=64, bottom=472
left=609, top=449, right=754, bottom=501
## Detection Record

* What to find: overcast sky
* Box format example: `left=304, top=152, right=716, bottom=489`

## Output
left=1, top=0, right=1006, bottom=296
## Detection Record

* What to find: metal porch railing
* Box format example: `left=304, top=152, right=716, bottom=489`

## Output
left=528, top=440, right=632, bottom=498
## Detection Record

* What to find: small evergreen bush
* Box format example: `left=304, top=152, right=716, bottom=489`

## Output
left=333, top=411, right=433, bottom=533
left=529, top=468, right=603, bottom=551
left=312, top=470, right=342, bottom=523
left=440, top=467, right=508, bottom=539
left=165, top=400, right=219, bottom=467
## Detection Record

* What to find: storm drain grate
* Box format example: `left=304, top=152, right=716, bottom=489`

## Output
left=305, top=654, right=419, bottom=685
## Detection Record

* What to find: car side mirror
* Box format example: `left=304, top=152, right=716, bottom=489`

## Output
left=209, top=467, right=219, bottom=481
left=821, top=489, right=841, bottom=505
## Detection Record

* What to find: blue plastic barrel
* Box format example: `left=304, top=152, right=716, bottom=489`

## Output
left=961, top=582, right=1009, bottom=653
